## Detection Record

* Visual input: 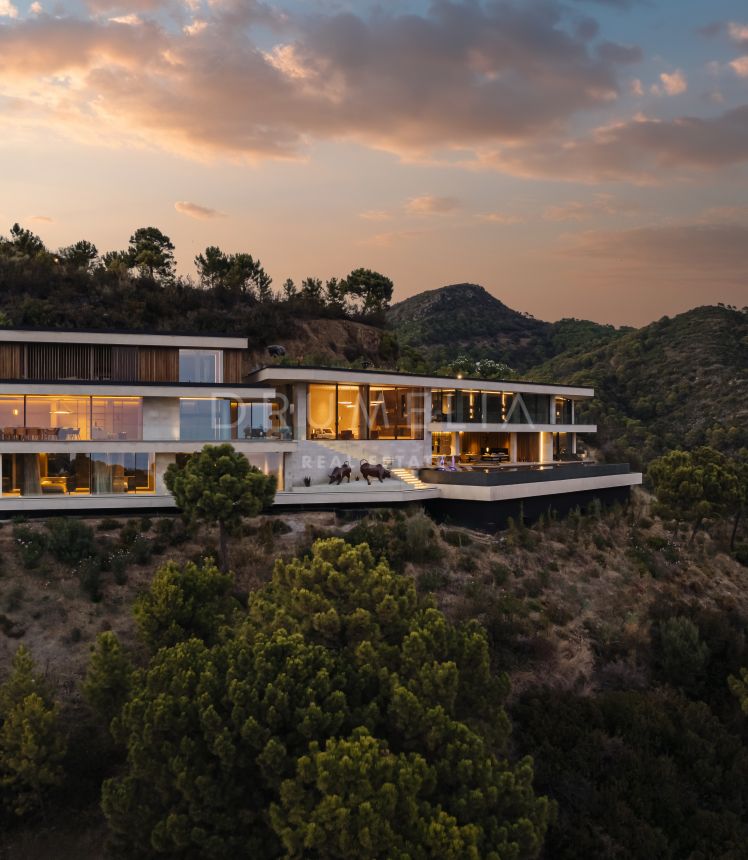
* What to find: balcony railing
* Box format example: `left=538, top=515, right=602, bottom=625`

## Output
left=419, top=462, right=630, bottom=486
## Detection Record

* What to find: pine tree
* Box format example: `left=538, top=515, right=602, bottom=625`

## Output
left=0, top=647, right=66, bottom=817
left=164, top=443, right=276, bottom=572
left=82, top=632, right=134, bottom=730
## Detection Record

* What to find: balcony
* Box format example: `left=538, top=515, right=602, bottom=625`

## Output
left=419, top=462, right=632, bottom=487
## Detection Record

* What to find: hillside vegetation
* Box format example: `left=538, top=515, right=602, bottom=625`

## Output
left=528, top=305, right=748, bottom=468
left=387, top=283, right=624, bottom=373
left=1, top=498, right=747, bottom=858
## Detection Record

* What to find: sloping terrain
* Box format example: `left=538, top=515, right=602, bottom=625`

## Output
left=527, top=305, right=748, bottom=467
left=387, top=283, right=622, bottom=372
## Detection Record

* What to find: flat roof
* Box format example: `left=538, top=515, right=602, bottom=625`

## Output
left=0, top=327, right=248, bottom=350
left=248, top=365, right=594, bottom=398
left=0, top=381, right=273, bottom=397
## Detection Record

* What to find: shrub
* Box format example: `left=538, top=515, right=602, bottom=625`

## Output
left=734, top=543, right=748, bottom=566
left=46, top=518, right=96, bottom=565
left=155, top=518, right=175, bottom=539
left=130, top=535, right=154, bottom=566
left=139, top=516, right=153, bottom=532
left=656, top=616, right=710, bottom=694
left=442, top=529, right=471, bottom=548
left=490, top=562, right=511, bottom=586
left=98, top=518, right=123, bottom=532
left=78, top=557, right=103, bottom=602
left=111, top=550, right=130, bottom=585
left=119, top=520, right=141, bottom=547
left=13, top=525, right=47, bottom=569
left=403, top=511, right=441, bottom=563
left=458, top=551, right=477, bottom=572
left=416, top=569, right=450, bottom=592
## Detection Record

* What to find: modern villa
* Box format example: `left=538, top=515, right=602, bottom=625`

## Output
left=0, top=327, right=641, bottom=525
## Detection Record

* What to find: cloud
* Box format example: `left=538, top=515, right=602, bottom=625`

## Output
left=405, top=195, right=460, bottom=215
left=29, top=214, right=53, bottom=222
left=29, top=1, right=42, bottom=13
left=561, top=220, right=748, bottom=281
left=478, top=105, right=748, bottom=182
left=596, top=41, right=642, bottom=64
left=569, top=0, right=640, bottom=7
left=0, top=0, right=18, bottom=18
left=728, top=22, right=748, bottom=45
left=476, top=212, right=525, bottom=224
left=730, top=57, right=748, bottom=77
left=651, top=69, right=687, bottom=96
left=358, top=210, right=391, bottom=221
left=359, top=229, right=423, bottom=248
left=0, top=0, right=634, bottom=160
left=543, top=194, right=637, bottom=221
left=174, top=200, right=225, bottom=219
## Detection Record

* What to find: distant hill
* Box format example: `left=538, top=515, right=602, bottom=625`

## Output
left=527, top=305, right=748, bottom=468
left=387, top=283, right=622, bottom=372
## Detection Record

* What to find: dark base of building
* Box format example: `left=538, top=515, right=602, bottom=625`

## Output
left=424, top=486, right=631, bottom=531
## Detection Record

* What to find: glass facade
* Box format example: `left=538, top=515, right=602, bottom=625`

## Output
left=91, top=397, right=142, bottom=440
left=431, top=389, right=553, bottom=426
left=179, top=398, right=232, bottom=441
left=0, top=396, right=142, bottom=441
left=179, top=349, right=223, bottom=383
left=24, top=396, right=90, bottom=440
left=308, top=384, right=423, bottom=441
left=1, top=452, right=154, bottom=495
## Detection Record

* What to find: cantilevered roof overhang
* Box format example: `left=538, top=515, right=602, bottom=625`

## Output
left=248, top=365, right=594, bottom=399
left=0, top=327, right=248, bottom=350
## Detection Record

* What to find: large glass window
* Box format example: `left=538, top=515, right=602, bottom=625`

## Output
left=91, top=453, right=154, bottom=493
left=180, top=399, right=231, bottom=441
left=1, top=452, right=153, bottom=495
left=179, top=349, right=223, bottom=383
left=369, top=387, right=423, bottom=440
left=232, top=401, right=273, bottom=439
left=25, top=396, right=90, bottom=441
left=337, top=385, right=364, bottom=440
left=0, top=397, right=24, bottom=440
left=307, top=385, right=337, bottom=440
left=91, top=397, right=142, bottom=441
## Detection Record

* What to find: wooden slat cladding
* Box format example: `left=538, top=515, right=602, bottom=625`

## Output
left=0, top=343, right=23, bottom=379
left=26, top=343, right=113, bottom=381
left=137, top=346, right=179, bottom=382
left=112, top=346, right=138, bottom=382
left=223, top=349, right=244, bottom=384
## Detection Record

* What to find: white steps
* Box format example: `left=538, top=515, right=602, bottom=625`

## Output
left=389, top=467, right=431, bottom=491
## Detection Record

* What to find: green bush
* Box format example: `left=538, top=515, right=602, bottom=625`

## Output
left=155, top=518, right=175, bottom=539
left=130, top=535, right=154, bottom=566
left=442, top=528, right=472, bottom=547
left=139, top=516, right=153, bottom=532
left=119, top=519, right=141, bottom=547
left=77, top=557, right=103, bottom=602
left=490, top=561, right=511, bottom=586
left=403, top=511, right=441, bottom=563
left=734, top=543, right=748, bottom=566
left=656, top=616, right=710, bottom=694
left=98, top=518, right=123, bottom=531
left=46, top=517, right=96, bottom=565
left=111, top=550, right=130, bottom=585
left=416, top=569, right=449, bottom=592
left=13, top=525, right=47, bottom=569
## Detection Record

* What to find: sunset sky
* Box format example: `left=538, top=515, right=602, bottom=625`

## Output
left=1, top=0, right=747, bottom=326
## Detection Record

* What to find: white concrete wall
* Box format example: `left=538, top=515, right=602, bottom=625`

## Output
left=143, top=398, right=180, bottom=441
left=155, top=452, right=176, bottom=494
left=541, top=432, right=554, bottom=464
left=285, top=438, right=430, bottom=488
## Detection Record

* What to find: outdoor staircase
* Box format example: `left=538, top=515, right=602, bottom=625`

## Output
left=305, top=440, right=433, bottom=492
left=389, top=467, right=431, bottom=491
